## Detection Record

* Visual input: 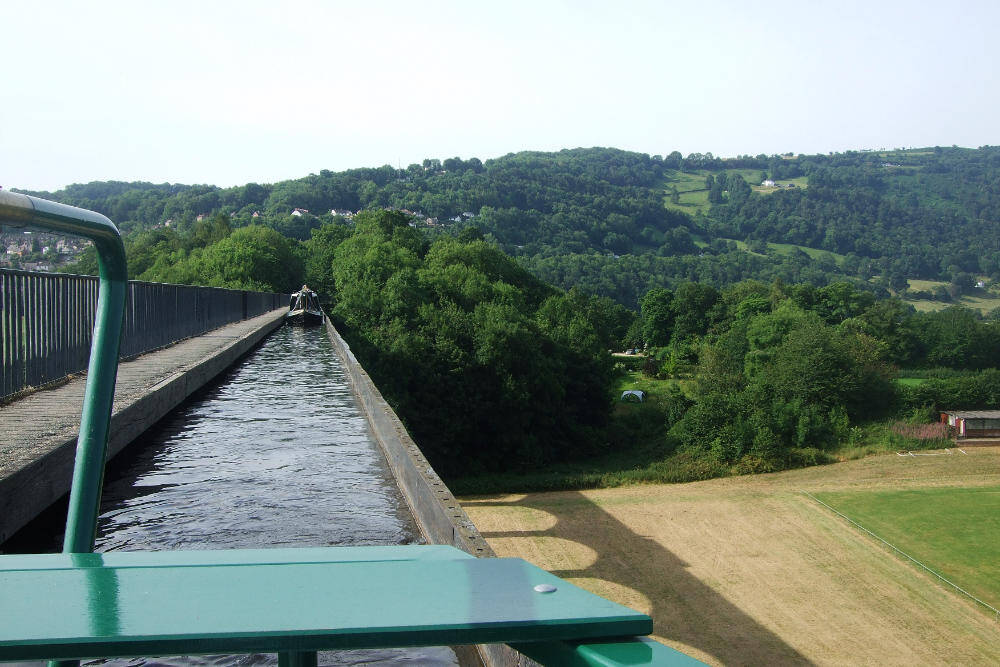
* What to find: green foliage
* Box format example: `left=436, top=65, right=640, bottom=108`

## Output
left=640, top=288, right=673, bottom=346
left=192, top=226, right=303, bottom=292
left=907, top=306, right=1000, bottom=369
left=616, top=278, right=999, bottom=481
left=303, top=221, right=352, bottom=300
left=667, top=294, right=898, bottom=467
left=671, top=282, right=722, bottom=341
left=313, top=209, right=617, bottom=477
left=133, top=225, right=303, bottom=292
left=899, top=369, right=1000, bottom=412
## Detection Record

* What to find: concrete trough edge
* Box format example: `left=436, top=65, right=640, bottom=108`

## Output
left=324, top=318, right=539, bottom=667
left=0, top=309, right=287, bottom=545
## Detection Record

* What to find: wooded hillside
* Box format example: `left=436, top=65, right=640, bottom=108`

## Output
left=20, top=145, right=1000, bottom=308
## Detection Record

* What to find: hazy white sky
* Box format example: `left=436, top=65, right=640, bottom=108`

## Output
left=3, top=0, right=998, bottom=192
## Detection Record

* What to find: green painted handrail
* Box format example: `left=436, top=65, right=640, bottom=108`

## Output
left=0, top=191, right=126, bottom=553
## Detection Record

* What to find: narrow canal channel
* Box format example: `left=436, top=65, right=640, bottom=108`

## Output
left=9, top=325, right=457, bottom=666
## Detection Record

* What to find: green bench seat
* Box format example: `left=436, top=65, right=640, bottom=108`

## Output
left=0, top=545, right=655, bottom=663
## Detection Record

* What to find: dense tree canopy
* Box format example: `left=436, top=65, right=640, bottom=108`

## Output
left=319, top=210, right=620, bottom=475
left=629, top=278, right=1000, bottom=471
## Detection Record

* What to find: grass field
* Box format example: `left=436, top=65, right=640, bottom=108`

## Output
left=896, top=377, right=926, bottom=387
left=461, top=448, right=1000, bottom=665
left=661, top=169, right=807, bottom=215
left=814, top=485, right=1000, bottom=609
left=903, top=279, right=1000, bottom=314
left=615, top=369, right=693, bottom=399
left=662, top=171, right=711, bottom=214
left=752, top=175, right=809, bottom=194
left=725, top=238, right=846, bottom=266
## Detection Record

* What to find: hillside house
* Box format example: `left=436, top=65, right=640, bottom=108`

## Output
left=940, top=410, right=1000, bottom=438
left=22, top=262, right=52, bottom=272
left=761, top=179, right=776, bottom=187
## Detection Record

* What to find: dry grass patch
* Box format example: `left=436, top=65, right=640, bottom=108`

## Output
left=461, top=448, right=1000, bottom=666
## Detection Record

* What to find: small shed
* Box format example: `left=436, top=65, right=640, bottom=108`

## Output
left=940, top=410, right=1000, bottom=438
left=620, top=390, right=646, bottom=403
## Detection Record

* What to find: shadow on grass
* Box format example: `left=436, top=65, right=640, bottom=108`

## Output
left=465, top=491, right=809, bottom=666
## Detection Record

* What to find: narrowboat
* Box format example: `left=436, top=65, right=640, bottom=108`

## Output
left=286, top=284, right=323, bottom=326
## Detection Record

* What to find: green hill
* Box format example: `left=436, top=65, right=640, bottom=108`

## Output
left=13, top=145, right=1000, bottom=308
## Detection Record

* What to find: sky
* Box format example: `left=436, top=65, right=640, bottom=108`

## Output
left=2, top=0, right=999, bottom=192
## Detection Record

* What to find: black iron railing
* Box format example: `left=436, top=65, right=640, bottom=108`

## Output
left=1, top=268, right=286, bottom=400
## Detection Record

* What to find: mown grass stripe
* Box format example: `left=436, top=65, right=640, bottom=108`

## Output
left=802, top=490, right=1000, bottom=620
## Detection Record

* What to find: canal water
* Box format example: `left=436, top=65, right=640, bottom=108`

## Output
left=7, top=325, right=457, bottom=666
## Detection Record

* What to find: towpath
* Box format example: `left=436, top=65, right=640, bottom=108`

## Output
left=0, top=309, right=286, bottom=543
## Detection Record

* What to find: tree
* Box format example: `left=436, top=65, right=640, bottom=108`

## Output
left=813, top=282, right=875, bottom=323
left=708, top=182, right=724, bottom=204
left=887, top=272, right=909, bottom=293
left=640, top=288, right=674, bottom=346
left=677, top=302, right=896, bottom=463
left=457, top=226, right=484, bottom=243
left=304, top=221, right=353, bottom=299
left=671, top=282, right=721, bottom=342
left=324, top=214, right=615, bottom=476
left=194, top=226, right=304, bottom=292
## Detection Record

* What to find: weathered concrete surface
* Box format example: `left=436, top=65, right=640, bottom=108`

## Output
left=0, top=309, right=287, bottom=544
left=324, top=320, right=538, bottom=667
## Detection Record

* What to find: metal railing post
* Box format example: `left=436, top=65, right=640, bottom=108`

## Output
left=0, top=192, right=126, bottom=553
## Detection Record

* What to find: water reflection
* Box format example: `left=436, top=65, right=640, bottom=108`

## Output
left=74, top=325, right=454, bottom=666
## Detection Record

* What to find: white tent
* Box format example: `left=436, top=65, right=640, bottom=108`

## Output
left=620, top=390, right=646, bottom=403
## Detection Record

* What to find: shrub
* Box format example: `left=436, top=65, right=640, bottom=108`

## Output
left=890, top=421, right=953, bottom=441
left=785, top=447, right=836, bottom=467
left=732, top=455, right=778, bottom=475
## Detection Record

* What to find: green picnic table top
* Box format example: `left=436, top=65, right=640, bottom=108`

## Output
left=0, top=545, right=653, bottom=662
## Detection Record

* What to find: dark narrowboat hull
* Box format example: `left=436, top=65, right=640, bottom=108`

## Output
left=285, top=309, right=324, bottom=327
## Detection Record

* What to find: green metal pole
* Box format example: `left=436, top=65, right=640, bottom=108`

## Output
left=61, top=235, right=126, bottom=552
left=278, top=651, right=318, bottom=667
left=0, top=192, right=126, bottom=552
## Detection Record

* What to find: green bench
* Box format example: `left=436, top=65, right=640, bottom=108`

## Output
left=0, top=545, right=685, bottom=664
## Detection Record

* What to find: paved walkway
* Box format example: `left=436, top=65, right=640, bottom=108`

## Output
left=0, top=309, right=286, bottom=542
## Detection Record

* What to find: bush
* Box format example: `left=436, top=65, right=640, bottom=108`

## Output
left=731, top=455, right=778, bottom=475
left=662, top=384, right=694, bottom=428
left=785, top=447, right=836, bottom=467
left=890, top=421, right=953, bottom=441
